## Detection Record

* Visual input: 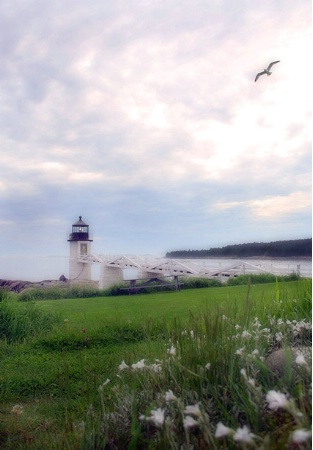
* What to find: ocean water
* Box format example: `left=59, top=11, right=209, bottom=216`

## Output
left=122, top=257, right=312, bottom=280
left=180, top=258, right=312, bottom=278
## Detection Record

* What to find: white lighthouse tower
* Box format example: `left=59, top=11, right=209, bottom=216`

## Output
left=68, top=216, right=93, bottom=283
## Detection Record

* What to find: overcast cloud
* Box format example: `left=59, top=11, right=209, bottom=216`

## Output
left=0, top=0, right=311, bottom=281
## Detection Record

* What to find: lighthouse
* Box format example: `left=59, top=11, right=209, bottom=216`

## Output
left=68, top=216, right=93, bottom=282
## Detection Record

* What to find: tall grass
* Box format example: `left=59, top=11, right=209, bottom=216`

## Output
left=0, top=299, right=61, bottom=343
left=80, top=280, right=312, bottom=449
left=17, top=274, right=302, bottom=301
left=0, top=280, right=311, bottom=449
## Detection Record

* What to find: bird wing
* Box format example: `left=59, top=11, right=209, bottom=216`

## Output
left=255, top=71, right=266, bottom=82
left=267, top=60, right=280, bottom=70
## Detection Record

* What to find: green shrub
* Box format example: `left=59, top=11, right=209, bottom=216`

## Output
left=0, top=288, right=16, bottom=302
left=0, top=289, right=8, bottom=302
left=16, top=273, right=303, bottom=301
left=18, top=284, right=127, bottom=301
left=18, top=286, right=67, bottom=301
left=226, top=273, right=301, bottom=286
left=0, top=301, right=61, bottom=343
left=181, top=277, right=223, bottom=289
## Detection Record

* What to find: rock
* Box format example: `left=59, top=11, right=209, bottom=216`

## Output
left=0, top=279, right=32, bottom=292
left=0, top=278, right=69, bottom=293
left=266, top=346, right=312, bottom=376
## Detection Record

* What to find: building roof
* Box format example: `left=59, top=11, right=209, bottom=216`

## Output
left=73, top=216, right=88, bottom=226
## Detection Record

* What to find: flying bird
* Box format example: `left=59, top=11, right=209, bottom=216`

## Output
left=254, top=61, right=280, bottom=82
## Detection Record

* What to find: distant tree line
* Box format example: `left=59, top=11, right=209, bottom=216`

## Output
left=166, top=238, right=312, bottom=258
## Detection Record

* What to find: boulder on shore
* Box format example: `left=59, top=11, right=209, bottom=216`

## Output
left=0, top=278, right=68, bottom=293
left=266, top=346, right=312, bottom=376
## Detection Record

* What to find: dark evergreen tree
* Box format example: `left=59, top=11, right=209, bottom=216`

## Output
left=166, top=238, right=312, bottom=258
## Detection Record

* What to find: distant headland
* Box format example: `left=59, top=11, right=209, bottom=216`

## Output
left=166, top=238, right=312, bottom=259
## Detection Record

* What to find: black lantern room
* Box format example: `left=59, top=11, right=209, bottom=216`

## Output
left=68, top=216, right=93, bottom=242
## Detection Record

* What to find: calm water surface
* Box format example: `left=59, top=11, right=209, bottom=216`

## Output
left=179, top=258, right=312, bottom=278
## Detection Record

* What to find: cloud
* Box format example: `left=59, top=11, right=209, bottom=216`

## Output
left=0, top=0, right=311, bottom=280
left=213, top=190, right=311, bottom=218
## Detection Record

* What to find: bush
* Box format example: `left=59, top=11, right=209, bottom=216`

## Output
left=18, top=286, right=68, bottom=301
left=181, top=277, right=222, bottom=289
left=17, top=274, right=303, bottom=301
left=18, top=284, right=128, bottom=301
left=0, top=301, right=61, bottom=343
left=226, top=273, right=301, bottom=286
left=0, top=288, right=10, bottom=302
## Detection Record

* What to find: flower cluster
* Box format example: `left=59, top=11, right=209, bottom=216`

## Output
left=119, top=359, right=162, bottom=373
left=140, top=407, right=165, bottom=428
left=108, top=309, right=311, bottom=449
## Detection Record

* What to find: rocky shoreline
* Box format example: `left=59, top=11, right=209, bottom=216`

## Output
left=0, top=276, right=68, bottom=293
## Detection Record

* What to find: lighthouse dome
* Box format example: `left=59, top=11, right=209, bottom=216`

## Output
left=68, top=216, right=93, bottom=241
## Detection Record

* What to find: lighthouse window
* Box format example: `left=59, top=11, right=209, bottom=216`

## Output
left=80, top=244, right=87, bottom=255
left=73, top=226, right=88, bottom=233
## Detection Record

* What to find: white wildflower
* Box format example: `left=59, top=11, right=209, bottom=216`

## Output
left=260, top=328, right=270, bottom=334
left=222, top=315, right=228, bottom=320
left=251, top=349, right=259, bottom=356
left=167, top=345, right=176, bottom=356
left=184, top=403, right=202, bottom=417
left=183, top=416, right=199, bottom=429
left=131, top=359, right=146, bottom=370
left=149, top=363, right=162, bottom=373
left=205, top=362, right=211, bottom=370
left=248, top=378, right=257, bottom=388
left=233, top=425, right=256, bottom=444
left=240, top=368, right=247, bottom=379
left=277, top=318, right=284, bottom=326
left=11, top=404, right=24, bottom=415
left=235, top=347, right=245, bottom=356
left=266, top=390, right=290, bottom=411
left=241, top=330, right=251, bottom=338
left=275, top=332, right=283, bottom=342
left=215, top=422, right=233, bottom=438
left=295, top=353, right=308, bottom=366
left=190, top=330, right=194, bottom=338
left=165, top=390, right=177, bottom=403
left=235, top=324, right=241, bottom=329
left=150, top=408, right=165, bottom=428
left=98, top=378, right=110, bottom=392
left=290, top=429, right=311, bottom=444
left=252, top=318, right=261, bottom=328
left=118, top=360, right=129, bottom=371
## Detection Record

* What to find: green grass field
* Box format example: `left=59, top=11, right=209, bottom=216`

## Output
left=36, top=281, right=301, bottom=325
left=0, top=280, right=311, bottom=449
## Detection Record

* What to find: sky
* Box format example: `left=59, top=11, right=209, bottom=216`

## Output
left=0, top=0, right=312, bottom=281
